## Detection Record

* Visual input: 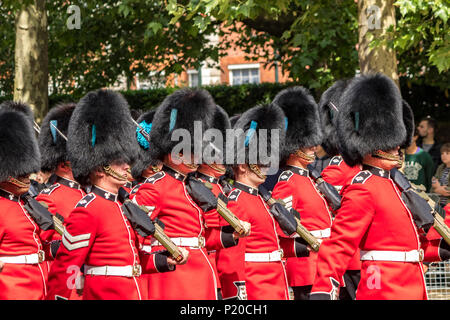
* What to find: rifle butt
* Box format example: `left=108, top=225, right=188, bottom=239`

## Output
left=433, top=214, right=450, bottom=246
left=153, top=224, right=184, bottom=263
left=295, top=217, right=321, bottom=252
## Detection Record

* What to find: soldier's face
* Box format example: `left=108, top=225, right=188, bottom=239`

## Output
left=108, top=161, right=130, bottom=185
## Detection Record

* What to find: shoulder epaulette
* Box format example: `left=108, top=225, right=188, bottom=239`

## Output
left=228, top=189, right=242, bottom=202
left=76, top=193, right=96, bottom=208
left=144, top=171, right=165, bottom=184
left=278, top=170, right=294, bottom=182
left=40, top=183, right=61, bottom=196
left=330, top=156, right=343, bottom=166
left=130, top=183, right=142, bottom=195
left=351, top=171, right=372, bottom=184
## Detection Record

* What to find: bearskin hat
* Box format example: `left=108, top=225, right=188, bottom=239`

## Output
left=0, top=101, right=40, bottom=181
left=337, top=73, right=405, bottom=166
left=318, top=79, right=352, bottom=156
left=232, top=103, right=286, bottom=170
left=400, top=100, right=415, bottom=149
left=202, top=105, right=231, bottom=164
left=148, top=88, right=217, bottom=161
left=67, top=89, right=139, bottom=184
left=229, top=114, right=241, bottom=128
left=131, top=109, right=158, bottom=179
left=272, top=86, right=323, bottom=161
left=38, top=102, right=76, bottom=172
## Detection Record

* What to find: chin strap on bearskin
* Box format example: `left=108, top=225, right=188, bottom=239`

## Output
left=249, top=164, right=266, bottom=180
left=103, top=165, right=128, bottom=182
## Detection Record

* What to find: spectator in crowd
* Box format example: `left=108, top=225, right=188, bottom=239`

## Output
left=417, top=116, right=442, bottom=173
left=403, top=128, right=434, bottom=192
left=432, top=142, right=450, bottom=207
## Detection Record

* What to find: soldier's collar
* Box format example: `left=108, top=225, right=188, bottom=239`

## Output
left=163, top=165, right=187, bottom=182
left=56, top=176, right=81, bottom=190
left=91, top=185, right=118, bottom=202
left=0, top=188, right=21, bottom=202
left=234, top=181, right=258, bottom=196
left=362, top=165, right=390, bottom=179
left=124, top=181, right=133, bottom=189
left=196, top=171, right=219, bottom=184
left=285, top=165, right=309, bottom=177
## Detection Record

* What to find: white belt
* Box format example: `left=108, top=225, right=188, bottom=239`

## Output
left=0, top=251, right=45, bottom=264
left=84, top=264, right=142, bottom=277
left=151, top=236, right=205, bottom=248
left=360, top=249, right=424, bottom=262
left=309, top=228, right=331, bottom=239
left=245, top=250, right=283, bottom=262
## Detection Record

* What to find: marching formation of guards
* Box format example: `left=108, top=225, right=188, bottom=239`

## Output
left=0, top=73, right=449, bottom=300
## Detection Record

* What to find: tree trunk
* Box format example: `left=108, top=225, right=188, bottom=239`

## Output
left=14, top=0, right=48, bottom=122
left=358, top=0, right=399, bottom=87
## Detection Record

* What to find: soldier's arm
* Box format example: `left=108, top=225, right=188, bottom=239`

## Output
left=45, top=205, right=97, bottom=300
left=310, top=183, right=375, bottom=299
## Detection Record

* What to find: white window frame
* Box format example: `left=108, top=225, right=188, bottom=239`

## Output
left=228, top=63, right=260, bottom=85
left=187, top=69, right=199, bottom=87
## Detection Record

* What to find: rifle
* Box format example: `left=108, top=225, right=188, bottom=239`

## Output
left=118, top=188, right=184, bottom=263
left=409, top=184, right=450, bottom=246
left=186, top=177, right=247, bottom=237
left=390, top=168, right=449, bottom=245
left=217, top=193, right=247, bottom=236
left=258, top=185, right=321, bottom=252
left=307, top=164, right=342, bottom=212
left=22, top=193, right=55, bottom=231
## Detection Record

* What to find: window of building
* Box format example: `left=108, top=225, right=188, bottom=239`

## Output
left=188, top=70, right=199, bottom=87
left=228, top=64, right=260, bottom=85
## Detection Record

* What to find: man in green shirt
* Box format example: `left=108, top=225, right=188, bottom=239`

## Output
left=403, top=128, right=434, bottom=192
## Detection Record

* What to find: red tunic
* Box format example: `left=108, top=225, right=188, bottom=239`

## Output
left=311, top=166, right=442, bottom=300
left=219, top=182, right=301, bottom=300
left=321, top=156, right=362, bottom=272
left=272, top=165, right=333, bottom=287
left=0, top=189, right=51, bottom=300
left=45, top=186, right=168, bottom=300
left=35, top=176, right=86, bottom=299
left=133, top=167, right=223, bottom=300
left=36, top=177, right=86, bottom=242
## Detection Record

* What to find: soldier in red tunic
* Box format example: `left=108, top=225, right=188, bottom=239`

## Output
left=220, top=102, right=310, bottom=300
left=315, top=79, right=362, bottom=299
left=34, top=102, right=86, bottom=299
left=310, top=74, right=450, bottom=300
left=133, top=89, right=240, bottom=300
left=270, top=86, right=332, bottom=300
left=0, top=101, right=57, bottom=300
left=45, top=90, right=187, bottom=300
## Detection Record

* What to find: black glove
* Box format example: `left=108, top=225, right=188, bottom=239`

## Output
left=307, top=164, right=342, bottom=211
left=439, top=240, right=450, bottom=261
left=186, top=177, right=218, bottom=212
left=294, top=237, right=310, bottom=257
left=22, top=194, right=54, bottom=231
left=50, top=240, right=61, bottom=258
left=118, top=188, right=156, bottom=237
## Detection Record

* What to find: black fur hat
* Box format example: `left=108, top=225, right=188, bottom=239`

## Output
left=149, top=88, right=217, bottom=161
left=232, top=103, right=286, bottom=168
left=337, top=74, right=405, bottom=166
left=67, top=89, right=139, bottom=184
left=400, top=100, right=415, bottom=149
left=203, top=105, right=231, bottom=164
left=0, top=102, right=40, bottom=181
left=131, top=109, right=158, bottom=179
left=273, top=86, right=323, bottom=161
left=0, top=100, right=34, bottom=120
left=229, top=114, right=241, bottom=128
left=38, top=102, right=76, bottom=172
left=318, top=79, right=352, bottom=156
